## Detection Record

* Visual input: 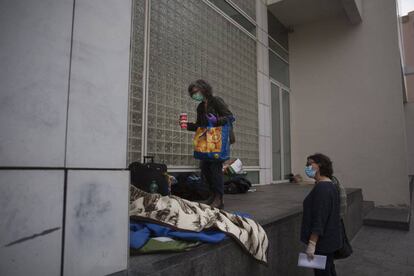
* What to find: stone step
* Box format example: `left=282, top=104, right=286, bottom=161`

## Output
left=363, top=207, right=410, bottom=231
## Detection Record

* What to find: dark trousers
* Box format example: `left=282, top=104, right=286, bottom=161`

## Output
left=314, top=253, right=336, bottom=276
left=200, top=160, right=224, bottom=195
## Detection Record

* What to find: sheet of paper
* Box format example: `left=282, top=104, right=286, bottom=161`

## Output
left=297, top=253, right=327, bottom=270
left=151, top=237, right=174, bottom=242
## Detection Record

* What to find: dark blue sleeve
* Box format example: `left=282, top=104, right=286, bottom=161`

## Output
left=310, top=184, right=332, bottom=237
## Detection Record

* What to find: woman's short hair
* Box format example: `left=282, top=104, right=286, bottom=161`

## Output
left=188, top=79, right=213, bottom=97
left=307, top=153, right=333, bottom=178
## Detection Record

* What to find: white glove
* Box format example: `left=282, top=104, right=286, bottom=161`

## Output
left=306, top=240, right=316, bottom=260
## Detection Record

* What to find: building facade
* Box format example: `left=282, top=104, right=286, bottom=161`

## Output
left=275, top=0, right=409, bottom=207
left=0, top=0, right=411, bottom=275
left=401, top=10, right=414, bottom=176
left=402, top=11, right=414, bottom=103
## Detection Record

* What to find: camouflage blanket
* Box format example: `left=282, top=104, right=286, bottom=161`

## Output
left=129, top=186, right=268, bottom=263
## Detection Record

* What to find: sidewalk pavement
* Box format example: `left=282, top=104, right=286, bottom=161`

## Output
left=336, top=204, right=414, bottom=276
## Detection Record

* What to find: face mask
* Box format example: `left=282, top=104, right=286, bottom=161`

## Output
left=192, top=93, right=204, bottom=102
left=305, top=165, right=316, bottom=178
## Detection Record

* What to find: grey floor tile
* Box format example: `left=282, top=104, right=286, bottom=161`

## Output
left=337, top=202, right=414, bottom=276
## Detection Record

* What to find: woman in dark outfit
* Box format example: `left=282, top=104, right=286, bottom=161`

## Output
left=301, top=153, right=342, bottom=276
left=181, top=79, right=235, bottom=209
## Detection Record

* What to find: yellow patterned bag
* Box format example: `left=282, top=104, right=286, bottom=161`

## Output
left=193, top=124, right=230, bottom=161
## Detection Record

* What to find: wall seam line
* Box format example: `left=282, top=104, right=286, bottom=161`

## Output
left=63, top=0, right=77, bottom=169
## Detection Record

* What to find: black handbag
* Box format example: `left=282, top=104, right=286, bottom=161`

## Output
left=129, top=156, right=169, bottom=196
left=334, top=219, right=353, bottom=259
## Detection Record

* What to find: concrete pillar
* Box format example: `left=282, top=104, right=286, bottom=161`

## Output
left=257, top=0, right=272, bottom=184
left=0, top=0, right=132, bottom=275
left=63, top=0, right=131, bottom=275
left=0, top=1, right=72, bottom=275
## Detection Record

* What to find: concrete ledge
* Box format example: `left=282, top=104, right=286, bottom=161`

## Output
left=362, top=200, right=375, bottom=217
left=363, top=207, right=411, bottom=231
left=343, top=188, right=364, bottom=240
left=121, top=184, right=363, bottom=276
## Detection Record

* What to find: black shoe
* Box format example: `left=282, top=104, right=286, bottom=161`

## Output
left=210, top=193, right=224, bottom=209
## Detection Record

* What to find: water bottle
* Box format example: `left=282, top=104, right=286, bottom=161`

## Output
left=149, top=180, right=158, bottom=194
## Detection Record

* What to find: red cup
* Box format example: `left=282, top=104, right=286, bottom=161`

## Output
left=180, top=113, right=188, bottom=129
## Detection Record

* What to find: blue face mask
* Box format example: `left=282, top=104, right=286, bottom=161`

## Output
left=305, top=165, right=316, bottom=178
left=191, top=93, right=204, bottom=102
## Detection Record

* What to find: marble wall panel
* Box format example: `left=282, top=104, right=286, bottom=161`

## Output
left=0, top=0, right=73, bottom=167
left=63, top=170, right=129, bottom=276
left=66, top=0, right=132, bottom=168
left=0, top=170, right=64, bottom=276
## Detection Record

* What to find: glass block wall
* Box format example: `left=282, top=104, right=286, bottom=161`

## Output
left=128, top=0, right=145, bottom=164
left=230, top=0, right=256, bottom=20
left=139, top=0, right=258, bottom=167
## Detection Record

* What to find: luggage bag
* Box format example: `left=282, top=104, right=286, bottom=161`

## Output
left=129, top=156, right=169, bottom=196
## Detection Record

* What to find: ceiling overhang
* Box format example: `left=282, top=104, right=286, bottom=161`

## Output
left=267, top=0, right=362, bottom=28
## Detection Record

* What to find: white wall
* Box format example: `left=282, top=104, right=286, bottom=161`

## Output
left=289, top=0, right=410, bottom=206
left=0, top=1, right=131, bottom=275
left=405, top=103, right=414, bottom=175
